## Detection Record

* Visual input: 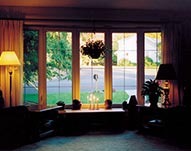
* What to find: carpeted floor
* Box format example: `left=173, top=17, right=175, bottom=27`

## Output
left=9, top=130, right=191, bottom=151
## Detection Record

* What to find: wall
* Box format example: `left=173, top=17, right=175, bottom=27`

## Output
left=1, top=6, right=191, bottom=105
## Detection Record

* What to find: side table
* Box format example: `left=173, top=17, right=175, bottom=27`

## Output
left=28, top=105, right=62, bottom=141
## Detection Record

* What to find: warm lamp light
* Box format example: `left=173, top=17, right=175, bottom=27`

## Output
left=156, top=64, right=176, bottom=106
left=0, top=51, right=21, bottom=107
left=0, top=51, right=21, bottom=66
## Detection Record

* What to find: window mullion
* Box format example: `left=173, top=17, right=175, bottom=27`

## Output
left=38, top=29, right=47, bottom=107
left=137, top=31, right=145, bottom=105
left=105, top=30, right=112, bottom=101
left=72, top=29, right=80, bottom=100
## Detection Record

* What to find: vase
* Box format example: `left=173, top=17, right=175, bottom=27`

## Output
left=149, top=95, right=159, bottom=108
left=104, top=100, right=112, bottom=109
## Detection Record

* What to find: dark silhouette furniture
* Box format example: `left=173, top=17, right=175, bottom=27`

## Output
left=0, top=106, right=31, bottom=149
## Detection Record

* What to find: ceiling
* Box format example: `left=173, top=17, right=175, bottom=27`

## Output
left=0, top=0, right=191, bottom=12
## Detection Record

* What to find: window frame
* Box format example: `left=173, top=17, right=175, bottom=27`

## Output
left=24, top=25, right=162, bottom=107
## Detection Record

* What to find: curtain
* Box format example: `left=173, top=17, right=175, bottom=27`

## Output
left=179, top=21, right=191, bottom=106
left=162, top=23, right=182, bottom=105
left=0, top=20, right=23, bottom=107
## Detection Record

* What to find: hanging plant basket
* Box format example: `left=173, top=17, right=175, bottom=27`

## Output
left=89, top=51, right=101, bottom=59
left=80, top=40, right=106, bottom=59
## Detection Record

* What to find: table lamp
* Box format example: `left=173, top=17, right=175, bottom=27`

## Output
left=0, top=51, right=21, bottom=107
left=156, top=64, right=176, bottom=106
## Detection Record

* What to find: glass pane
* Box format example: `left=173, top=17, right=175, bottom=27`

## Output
left=23, top=30, right=39, bottom=104
left=144, top=32, right=162, bottom=104
left=80, top=32, right=105, bottom=106
left=46, top=31, right=72, bottom=106
left=112, top=33, right=137, bottom=104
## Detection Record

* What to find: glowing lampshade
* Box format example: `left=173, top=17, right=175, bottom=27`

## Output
left=0, top=51, right=21, bottom=107
left=0, top=51, right=21, bottom=66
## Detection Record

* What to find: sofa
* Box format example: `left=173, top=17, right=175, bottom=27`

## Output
left=0, top=105, right=31, bottom=149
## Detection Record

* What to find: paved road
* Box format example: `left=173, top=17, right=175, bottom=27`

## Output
left=24, top=67, right=157, bottom=94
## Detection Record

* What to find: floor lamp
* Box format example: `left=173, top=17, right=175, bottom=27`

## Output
left=156, top=64, right=176, bottom=106
left=0, top=51, right=21, bottom=107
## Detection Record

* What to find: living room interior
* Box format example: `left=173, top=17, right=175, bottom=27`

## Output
left=1, top=0, right=191, bottom=150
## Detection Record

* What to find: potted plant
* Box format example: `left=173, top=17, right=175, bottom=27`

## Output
left=141, top=79, right=163, bottom=108
left=80, top=39, right=106, bottom=59
left=72, top=99, right=82, bottom=110
left=104, top=99, right=112, bottom=109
